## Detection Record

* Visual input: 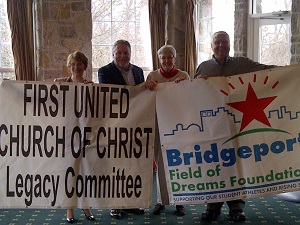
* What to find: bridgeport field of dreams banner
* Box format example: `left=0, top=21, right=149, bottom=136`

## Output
left=0, top=80, right=156, bottom=209
left=156, top=64, right=300, bottom=205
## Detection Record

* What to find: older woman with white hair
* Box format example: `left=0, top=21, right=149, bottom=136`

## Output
left=147, top=45, right=189, bottom=84
left=147, top=44, right=190, bottom=216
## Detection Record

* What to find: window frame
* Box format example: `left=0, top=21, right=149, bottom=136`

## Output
left=247, top=0, right=291, bottom=64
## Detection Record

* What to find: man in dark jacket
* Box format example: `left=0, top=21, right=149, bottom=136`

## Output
left=98, top=39, right=146, bottom=219
left=98, top=39, right=144, bottom=85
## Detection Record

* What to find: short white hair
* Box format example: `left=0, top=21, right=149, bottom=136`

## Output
left=211, top=31, right=230, bottom=44
left=157, top=45, right=176, bottom=58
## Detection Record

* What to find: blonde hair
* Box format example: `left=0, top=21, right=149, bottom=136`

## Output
left=67, top=51, right=88, bottom=69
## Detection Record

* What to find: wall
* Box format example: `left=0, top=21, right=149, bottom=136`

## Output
left=291, top=0, right=300, bottom=64
left=35, top=0, right=92, bottom=81
left=234, top=0, right=248, bottom=57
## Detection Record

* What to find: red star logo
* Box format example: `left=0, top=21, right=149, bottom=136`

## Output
left=227, top=83, right=277, bottom=131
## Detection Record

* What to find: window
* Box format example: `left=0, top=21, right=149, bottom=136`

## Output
left=196, top=0, right=234, bottom=64
left=252, top=0, right=291, bottom=14
left=91, top=0, right=152, bottom=82
left=249, top=0, right=291, bottom=65
left=0, top=0, right=14, bottom=80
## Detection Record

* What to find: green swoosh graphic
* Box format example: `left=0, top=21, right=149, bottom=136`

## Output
left=223, top=128, right=291, bottom=144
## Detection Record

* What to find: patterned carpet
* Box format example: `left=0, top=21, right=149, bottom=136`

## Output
left=1, top=172, right=300, bottom=224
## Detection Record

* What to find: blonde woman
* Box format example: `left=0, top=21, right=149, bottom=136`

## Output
left=54, top=51, right=95, bottom=223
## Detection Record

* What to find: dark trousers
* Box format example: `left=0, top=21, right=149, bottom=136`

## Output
left=206, top=199, right=245, bottom=211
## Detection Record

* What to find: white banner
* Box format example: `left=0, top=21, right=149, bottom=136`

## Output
left=0, top=81, right=156, bottom=209
left=156, top=64, right=300, bottom=205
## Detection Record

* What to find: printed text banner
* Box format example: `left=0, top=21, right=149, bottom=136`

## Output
left=0, top=81, right=156, bottom=209
left=156, top=64, right=300, bottom=205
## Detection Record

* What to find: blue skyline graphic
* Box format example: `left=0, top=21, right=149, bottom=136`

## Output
left=164, top=106, right=300, bottom=136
